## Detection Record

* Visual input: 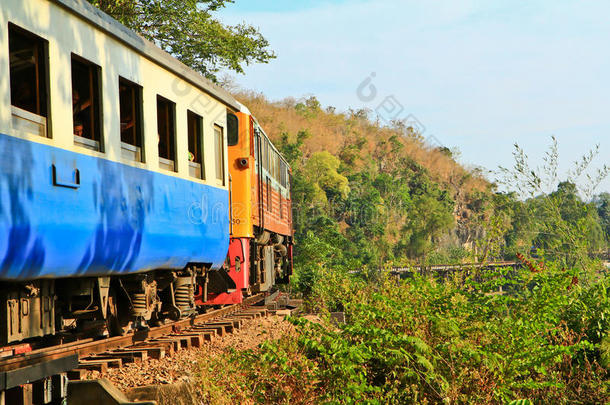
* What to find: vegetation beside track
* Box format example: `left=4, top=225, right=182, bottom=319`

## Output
left=199, top=265, right=609, bottom=404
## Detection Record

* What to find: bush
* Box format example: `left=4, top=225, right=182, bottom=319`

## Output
left=204, top=264, right=609, bottom=404
left=199, top=339, right=322, bottom=404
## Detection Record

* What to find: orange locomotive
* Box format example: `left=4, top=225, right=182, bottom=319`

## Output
left=204, top=103, right=294, bottom=305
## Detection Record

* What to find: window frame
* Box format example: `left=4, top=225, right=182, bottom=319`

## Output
left=187, top=110, right=204, bottom=180
left=270, top=149, right=275, bottom=179
left=156, top=95, right=177, bottom=172
left=254, top=130, right=260, bottom=172
left=263, top=138, right=269, bottom=173
left=266, top=175, right=272, bottom=212
left=8, top=23, right=51, bottom=138
left=119, top=77, right=144, bottom=162
left=214, top=124, right=225, bottom=186
left=274, top=152, right=280, bottom=181
left=71, top=53, right=103, bottom=152
left=280, top=160, right=287, bottom=188
left=227, top=112, right=239, bottom=146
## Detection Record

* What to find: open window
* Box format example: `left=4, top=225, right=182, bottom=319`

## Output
left=157, top=96, right=176, bottom=171
left=214, top=125, right=225, bottom=185
left=119, top=78, right=143, bottom=161
left=71, top=55, right=102, bottom=151
left=9, top=24, right=49, bottom=137
left=187, top=110, right=204, bottom=179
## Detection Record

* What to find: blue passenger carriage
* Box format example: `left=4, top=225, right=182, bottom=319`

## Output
left=0, top=0, right=240, bottom=342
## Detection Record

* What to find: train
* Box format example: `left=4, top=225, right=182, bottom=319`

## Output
left=0, top=0, right=293, bottom=344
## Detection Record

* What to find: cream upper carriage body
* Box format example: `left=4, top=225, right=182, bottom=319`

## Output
left=0, top=0, right=239, bottom=279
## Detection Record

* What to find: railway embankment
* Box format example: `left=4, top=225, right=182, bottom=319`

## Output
left=119, top=314, right=296, bottom=404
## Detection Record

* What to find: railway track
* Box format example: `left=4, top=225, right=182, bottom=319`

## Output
left=391, top=261, right=520, bottom=274
left=0, top=293, right=270, bottom=405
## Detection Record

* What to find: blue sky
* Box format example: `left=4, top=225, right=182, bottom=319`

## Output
left=218, top=0, right=610, bottom=193
left=223, top=0, right=354, bottom=12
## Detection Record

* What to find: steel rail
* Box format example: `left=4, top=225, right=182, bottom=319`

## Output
left=0, top=293, right=265, bottom=373
left=391, top=261, right=520, bottom=273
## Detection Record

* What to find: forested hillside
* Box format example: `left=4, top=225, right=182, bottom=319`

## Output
left=235, top=92, right=489, bottom=269
left=220, top=92, right=610, bottom=404
left=235, top=92, right=610, bottom=277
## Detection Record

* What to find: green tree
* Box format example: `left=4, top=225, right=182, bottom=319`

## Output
left=593, top=192, right=610, bottom=244
left=403, top=193, right=455, bottom=260
left=295, top=96, right=322, bottom=119
left=492, top=192, right=537, bottom=259
left=498, top=137, right=609, bottom=269
left=88, top=0, right=275, bottom=81
left=302, top=151, right=350, bottom=205
left=527, top=182, right=604, bottom=264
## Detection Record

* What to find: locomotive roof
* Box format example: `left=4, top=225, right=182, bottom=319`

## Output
left=50, top=0, right=241, bottom=111
left=235, top=101, right=291, bottom=169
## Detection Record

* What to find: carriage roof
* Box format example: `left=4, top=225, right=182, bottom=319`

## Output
left=50, top=0, right=240, bottom=111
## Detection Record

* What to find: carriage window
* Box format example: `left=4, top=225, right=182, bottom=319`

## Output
left=157, top=96, right=176, bottom=171
left=72, top=55, right=102, bottom=151
left=214, top=125, right=225, bottom=185
left=227, top=113, right=239, bottom=146
left=8, top=24, right=49, bottom=137
left=187, top=111, right=204, bottom=179
left=119, top=78, right=143, bottom=161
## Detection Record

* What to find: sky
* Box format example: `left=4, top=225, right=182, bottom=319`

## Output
left=217, top=0, right=610, bottom=193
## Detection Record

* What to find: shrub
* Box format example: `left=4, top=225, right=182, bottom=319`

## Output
left=205, top=264, right=609, bottom=404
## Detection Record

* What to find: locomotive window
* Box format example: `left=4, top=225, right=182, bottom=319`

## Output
left=71, top=55, right=102, bottom=151
left=270, top=149, right=275, bottom=179
left=274, top=153, right=280, bottom=181
left=8, top=24, right=49, bottom=137
left=187, top=110, right=204, bottom=179
left=266, top=176, right=272, bottom=212
left=263, top=139, right=269, bottom=172
left=260, top=135, right=269, bottom=170
left=280, top=160, right=287, bottom=187
left=269, top=145, right=275, bottom=179
left=254, top=131, right=259, bottom=170
left=227, top=113, right=239, bottom=146
left=119, top=78, right=144, bottom=162
left=214, top=125, right=225, bottom=185
left=157, top=96, right=176, bottom=171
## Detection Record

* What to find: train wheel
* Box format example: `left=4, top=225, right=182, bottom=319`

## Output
left=106, top=291, right=129, bottom=336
